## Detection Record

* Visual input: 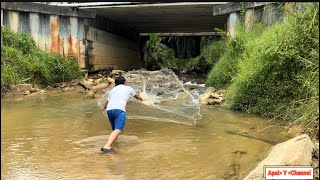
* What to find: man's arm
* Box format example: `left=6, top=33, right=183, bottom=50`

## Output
left=102, top=100, right=108, bottom=111
left=133, top=94, right=143, bottom=101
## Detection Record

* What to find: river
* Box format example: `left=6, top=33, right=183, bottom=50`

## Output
left=1, top=91, right=291, bottom=179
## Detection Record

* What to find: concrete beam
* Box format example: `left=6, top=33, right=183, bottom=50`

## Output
left=213, top=2, right=273, bottom=16
left=1, top=2, right=96, bottom=18
left=140, top=32, right=221, bottom=36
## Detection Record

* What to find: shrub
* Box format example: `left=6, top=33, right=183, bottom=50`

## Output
left=144, top=33, right=177, bottom=70
left=1, top=26, right=83, bottom=90
left=207, top=23, right=267, bottom=88
left=223, top=3, right=319, bottom=136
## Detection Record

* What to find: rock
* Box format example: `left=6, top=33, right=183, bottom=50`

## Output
left=111, top=70, right=124, bottom=76
left=22, top=91, right=31, bottom=95
left=244, top=134, right=315, bottom=180
left=91, top=83, right=110, bottom=92
left=76, top=85, right=86, bottom=93
left=86, top=91, right=95, bottom=99
left=16, top=84, right=33, bottom=92
left=94, top=78, right=104, bottom=84
left=3, top=92, right=15, bottom=98
left=53, top=82, right=67, bottom=88
left=46, top=86, right=54, bottom=90
left=207, top=98, right=222, bottom=105
left=30, top=88, right=37, bottom=93
left=199, top=87, right=224, bottom=105
left=8, top=85, right=20, bottom=92
left=107, top=77, right=115, bottom=84
left=154, top=74, right=166, bottom=81
left=62, top=87, right=74, bottom=92
left=210, top=92, right=220, bottom=99
left=200, top=87, right=216, bottom=104
left=69, top=80, right=79, bottom=86
left=79, top=80, right=92, bottom=90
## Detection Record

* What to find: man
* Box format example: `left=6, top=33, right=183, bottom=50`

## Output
left=101, top=76, right=143, bottom=154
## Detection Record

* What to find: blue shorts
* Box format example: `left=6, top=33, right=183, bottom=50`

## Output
left=106, top=109, right=126, bottom=132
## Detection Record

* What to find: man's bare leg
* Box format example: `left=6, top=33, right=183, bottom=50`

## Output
left=104, top=129, right=122, bottom=149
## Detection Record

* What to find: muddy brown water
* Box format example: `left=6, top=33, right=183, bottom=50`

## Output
left=1, top=92, right=290, bottom=179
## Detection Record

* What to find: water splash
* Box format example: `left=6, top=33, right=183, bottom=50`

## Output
left=97, top=68, right=203, bottom=125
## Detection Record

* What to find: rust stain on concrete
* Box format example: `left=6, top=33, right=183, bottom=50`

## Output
left=50, top=16, right=60, bottom=54
left=67, top=35, right=79, bottom=60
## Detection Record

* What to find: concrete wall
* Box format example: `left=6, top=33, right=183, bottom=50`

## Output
left=85, top=26, right=141, bottom=71
left=226, top=3, right=283, bottom=37
left=1, top=2, right=141, bottom=72
left=1, top=7, right=87, bottom=69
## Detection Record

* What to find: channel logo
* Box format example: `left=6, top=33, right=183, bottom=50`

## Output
left=264, top=166, right=313, bottom=179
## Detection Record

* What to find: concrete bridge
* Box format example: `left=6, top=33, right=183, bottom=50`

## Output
left=1, top=2, right=281, bottom=72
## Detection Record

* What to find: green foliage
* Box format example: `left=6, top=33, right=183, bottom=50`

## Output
left=207, top=23, right=267, bottom=88
left=179, top=34, right=227, bottom=73
left=1, top=26, right=36, bottom=54
left=216, top=3, right=319, bottom=136
left=1, top=27, right=83, bottom=90
left=144, top=33, right=177, bottom=70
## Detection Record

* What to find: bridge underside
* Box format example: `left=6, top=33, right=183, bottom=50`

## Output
left=4, top=2, right=273, bottom=72
left=80, top=3, right=229, bottom=33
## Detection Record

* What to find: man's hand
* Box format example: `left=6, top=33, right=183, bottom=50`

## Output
left=133, top=94, right=143, bottom=101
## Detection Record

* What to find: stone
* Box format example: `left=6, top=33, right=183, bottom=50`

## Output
left=22, top=91, right=31, bottom=95
left=210, top=92, right=220, bottom=99
left=79, top=80, right=92, bottom=90
left=16, top=84, right=33, bottom=92
left=111, top=70, right=124, bottom=76
left=76, top=85, right=86, bottom=93
left=87, top=78, right=94, bottom=82
left=154, top=74, right=166, bottom=81
left=86, top=91, right=95, bottom=99
left=107, top=77, right=115, bottom=84
left=94, top=78, right=104, bottom=84
left=8, top=85, right=20, bottom=92
left=46, top=86, right=54, bottom=90
left=244, top=134, right=315, bottom=180
left=200, top=87, right=216, bottom=105
left=62, top=87, right=74, bottom=92
left=91, top=83, right=110, bottom=92
left=207, top=98, right=222, bottom=105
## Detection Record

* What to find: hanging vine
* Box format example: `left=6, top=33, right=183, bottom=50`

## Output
left=240, top=2, right=246, bottom=25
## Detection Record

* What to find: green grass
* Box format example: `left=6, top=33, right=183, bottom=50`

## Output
left=207, top=3, right=319, bottom=137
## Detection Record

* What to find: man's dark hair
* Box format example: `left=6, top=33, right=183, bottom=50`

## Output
left=115, top=76, right=126, bottom=86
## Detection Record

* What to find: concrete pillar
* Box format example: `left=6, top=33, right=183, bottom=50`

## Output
left=9, top=11, right=19, bottom=32
left=245, top=9, right=254, bottom=31
left=50, top=15, right=60, bottom=54
left=1, top=9, right=3, bottom=26
left=227, top=12, right=240, bottom=37
left=263, top=4, right=283, bottom=25
left=29, top=13, right=40, bottom=47
left=245, top=8, right=264, bottom=31
left=69, top=17, right=79, bottom=61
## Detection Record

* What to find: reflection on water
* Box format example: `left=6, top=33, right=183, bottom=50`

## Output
left=1, top=92, right=290, bottom=179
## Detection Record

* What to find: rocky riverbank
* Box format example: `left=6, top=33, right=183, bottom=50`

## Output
left=1, top=70, right=125, bottom=102
left=244, top=134, right=319, bottom=180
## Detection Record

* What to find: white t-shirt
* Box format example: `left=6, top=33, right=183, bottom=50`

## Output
left=106, top=84, right=137, bottom=112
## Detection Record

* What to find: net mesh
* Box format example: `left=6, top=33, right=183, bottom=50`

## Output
left=97, top=68, right=203, bottom=125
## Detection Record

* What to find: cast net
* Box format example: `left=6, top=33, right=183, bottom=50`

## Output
left=97, top=68, right=204, bottom=125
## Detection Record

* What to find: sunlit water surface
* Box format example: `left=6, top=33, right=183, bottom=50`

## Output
left=1, top=92, right=290, bottom=179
